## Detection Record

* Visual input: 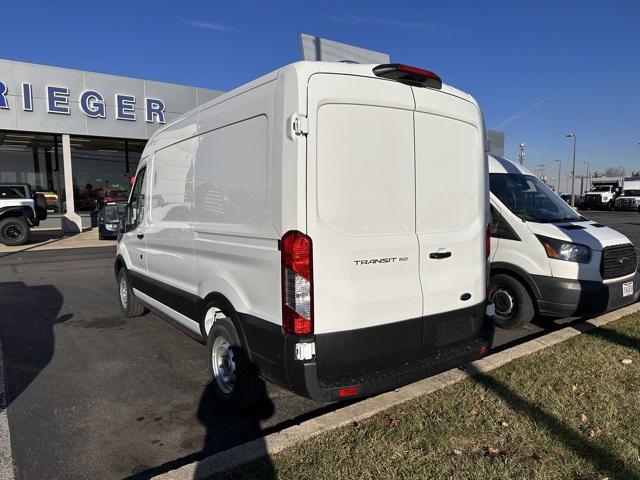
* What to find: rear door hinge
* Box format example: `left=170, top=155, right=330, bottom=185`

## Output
left=292, top=114, right=309, bottom=136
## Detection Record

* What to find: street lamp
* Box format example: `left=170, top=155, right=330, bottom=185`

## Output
left=565, top=133, right=577, bottom=207
left=555, top=159, right=562, bottom=193
left=584, top=161, right=590, bottom=192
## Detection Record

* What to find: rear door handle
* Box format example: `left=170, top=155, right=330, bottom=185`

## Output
left=137, top=233, right=144, bottom=239
left=429, top=251, right=451, bottom=259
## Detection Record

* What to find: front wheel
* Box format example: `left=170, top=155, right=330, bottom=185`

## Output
left=489, top=274, right=535, bottom=329
left=207, top=315, right=261, bottom=408
left=0, top=217, right=30, bottom=246
left=117, top=268, right=146, bottom=317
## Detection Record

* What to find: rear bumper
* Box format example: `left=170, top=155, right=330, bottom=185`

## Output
left=242, top=303, right=494, bottom=403
left=533, top=272, right=640, bottom=317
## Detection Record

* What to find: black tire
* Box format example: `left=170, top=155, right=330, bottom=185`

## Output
left=33, top=193, right=48, bottom=220
left=489, top=274, right=535, bottom=329
left=0, top=217, right=30, bottom=246
left=117, top=268, right=145, bottom=317
left=207, top=315, right=261, bottom=408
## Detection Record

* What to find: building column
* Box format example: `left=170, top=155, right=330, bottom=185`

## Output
left=61, top=134, right=82, bottom=233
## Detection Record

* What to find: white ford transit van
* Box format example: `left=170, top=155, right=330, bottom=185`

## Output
left=115, top=61, right=493, bottom=405
left=489, top=155, right=639, bottom=329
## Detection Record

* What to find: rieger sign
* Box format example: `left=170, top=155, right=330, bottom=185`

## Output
left=0, top=81, right=166, bottom=124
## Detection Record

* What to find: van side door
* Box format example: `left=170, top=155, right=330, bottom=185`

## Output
left=122, top=166, right=149, bottom=301
left=143, top=143, right=200, bottom=335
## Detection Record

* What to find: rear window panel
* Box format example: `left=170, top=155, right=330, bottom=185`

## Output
left=316, top=104, right=415, bottom=236
left=414, top=113, right=482, bottom=233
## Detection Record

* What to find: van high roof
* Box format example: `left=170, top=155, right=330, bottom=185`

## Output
left=147, top=61, right=478, bottom=148
left=488, top=154, right=536, bottom=177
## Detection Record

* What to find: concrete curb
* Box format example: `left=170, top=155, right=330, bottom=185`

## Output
left=154, top=302, right=640, bottom=480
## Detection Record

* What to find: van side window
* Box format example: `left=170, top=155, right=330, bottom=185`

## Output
left=128, top=168, right=147, bottom=229
left=193, top=116, right=267, bottom=225
left=490, top=205, right=520, bottom=241
left=151, top=139, right=196, bottom=223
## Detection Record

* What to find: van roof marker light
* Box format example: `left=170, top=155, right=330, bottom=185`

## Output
left=372, top=64, right=442, bottom=89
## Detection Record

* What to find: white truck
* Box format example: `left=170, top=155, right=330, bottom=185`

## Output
left=0, top=183, right=47, bottom=245
left=114, top=61, right=494, bottom=406
left=615, top=177, right=640, bottom=211
left=583, top=178, right=622, bottom=210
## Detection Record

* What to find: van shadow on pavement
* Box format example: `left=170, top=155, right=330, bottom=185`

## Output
left=0, top=281, right=71, bottom=408
left=127, top=357, right=277, bottom=480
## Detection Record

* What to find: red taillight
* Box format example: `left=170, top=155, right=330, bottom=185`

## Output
left=486, top=224, right=491, bottom=258
left=479, top=343, right=489, bottom=356
left=338, top=386, right=358, bottom=398
left=372, top=63, right=442, bottom=89
left=281, top=230, right=313, bottom=335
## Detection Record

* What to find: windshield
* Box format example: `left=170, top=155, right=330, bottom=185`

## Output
left=591, top=185, right=612, bottom=192
left=623, top=190, right=640, bottom=196
left=103, top=203, right=125, bottom=222
left=490, top=173, right=582, bottom=223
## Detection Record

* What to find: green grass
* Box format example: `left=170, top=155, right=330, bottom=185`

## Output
left=220, top=314, right=640, bottom=480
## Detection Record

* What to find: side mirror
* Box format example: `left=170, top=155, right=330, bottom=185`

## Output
left=119, top=204, right=133, bottom=233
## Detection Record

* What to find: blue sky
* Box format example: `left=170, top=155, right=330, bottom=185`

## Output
left=2, top=0, right=639, bottom=180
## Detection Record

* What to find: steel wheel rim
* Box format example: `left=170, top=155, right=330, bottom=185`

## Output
left=492, top=287, right=516, bottom=318
left=212, top=335, right=236, bottom=394
left=119, top=275, right=128, bottom=309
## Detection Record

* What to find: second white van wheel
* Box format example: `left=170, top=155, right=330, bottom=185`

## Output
left=489, top=274, right=535, bottom=329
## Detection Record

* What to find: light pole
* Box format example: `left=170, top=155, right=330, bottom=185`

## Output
left=584, top=161, right=590, bottom=192
left=565, top=133, right=577, bottom=207
left=555, top=159, right=562, bottom=193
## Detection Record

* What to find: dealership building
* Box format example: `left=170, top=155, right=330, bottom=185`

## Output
left=0, top=59, right=223, bottom=231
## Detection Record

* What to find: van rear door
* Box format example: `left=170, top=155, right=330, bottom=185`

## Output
left=305, top=73, right=422, bottom=336
left=412, top=87, right=486, bottom=343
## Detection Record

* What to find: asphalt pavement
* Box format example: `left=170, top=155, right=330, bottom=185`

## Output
left=1, top=209, right=639, bottom=479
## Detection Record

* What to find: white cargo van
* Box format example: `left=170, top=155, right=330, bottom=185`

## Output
left=115, top=61, right=493, bottom=405
left=489, top=155, right=639, bottom=328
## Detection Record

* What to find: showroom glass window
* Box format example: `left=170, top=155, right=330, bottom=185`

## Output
left=70, top=136, right=146, bottom=212
left=0, top=131, right=65, bottom=213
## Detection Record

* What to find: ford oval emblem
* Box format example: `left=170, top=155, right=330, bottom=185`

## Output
left=619, top=256, right=631, bottom=265
left=460, top=293, right=472, bottom=301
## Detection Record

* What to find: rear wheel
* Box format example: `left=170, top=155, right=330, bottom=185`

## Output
left=207, top=314, right=261, bottom=408
left=489, top=274, right=535, bottom=329
left=0, top=217, right=30, bottom=246
left=117, top=268, right=145, bottom=317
